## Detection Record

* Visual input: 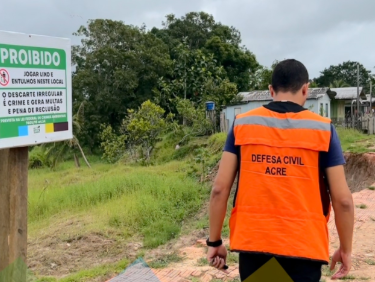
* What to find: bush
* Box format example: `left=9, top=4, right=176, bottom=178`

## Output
left=100, top=124, right=126, bottom=163
left=28, top=146, right=50, bottom=169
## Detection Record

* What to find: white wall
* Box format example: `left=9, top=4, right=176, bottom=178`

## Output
left=222, top=94, right=331, bottom=131
left=222, top=101, right=269, bottom=128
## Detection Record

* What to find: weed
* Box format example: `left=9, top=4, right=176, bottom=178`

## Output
left=356, top=204, right=367, bottom=209
left=369, top=186, right=375, bottom=191
left=365, top=259, right=375, bottom=265
left=196, top=257, right=208, bottom=266
left=148, top=252, right=183, bottom=269
left=227, top=252, right=239, bottom=265
left=338, top=275, right=356, bottom=280
left=321, top=265, right=334, bottom=276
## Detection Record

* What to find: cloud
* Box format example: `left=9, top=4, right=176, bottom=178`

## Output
left=2, top=0, right=374, bottom=78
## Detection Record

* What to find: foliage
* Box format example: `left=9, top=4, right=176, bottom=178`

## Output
left=29, top=146, right=51, bottom=169
left=249, top=61, right=279, bottom=91
left=155, top=40, right=238, bottom=118
left=41, top=102, right=91, bottom=169
left=330, top=79, right=350, bottom=88
left=72, top=19, right=172, bottom=148
left=121, top=100, right=169, bottom=163
left=151, top=11, right=259, bottom=91
left=188, top=132, right=227, bottom=181
left=309, top=80, right=318, bottom=88
left=194, top=147, right=210, bottom=182
left=315, top=61, right=372, bottom=92
left=99, top=124, right=126, bottom=163
left=175, top=98, right=214, bottom=136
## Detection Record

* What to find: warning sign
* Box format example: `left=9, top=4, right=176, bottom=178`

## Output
left=0, top=69, right=9, bottom=86
left=0, top=30, right=72, bottom=149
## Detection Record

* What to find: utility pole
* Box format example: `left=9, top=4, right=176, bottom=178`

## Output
left=356, top=63, right=360, bottom=129
left=370, top=80, right=373, bottom=116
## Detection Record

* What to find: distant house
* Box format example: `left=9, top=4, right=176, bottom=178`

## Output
left=330, top=87, right=366, bottom=123
left=363, top=94, right=375, bottom=114
left=220, top=88, right=334, bottom=132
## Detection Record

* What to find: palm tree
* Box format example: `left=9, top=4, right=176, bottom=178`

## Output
left=42, top=102, right=91, bottom=169
left=330, top=80, right=350, bottom=88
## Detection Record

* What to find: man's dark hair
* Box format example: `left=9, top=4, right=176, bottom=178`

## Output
left=271, top=59, right=309, bottom=93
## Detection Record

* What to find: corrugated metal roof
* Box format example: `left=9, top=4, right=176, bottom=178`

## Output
left=330, top=87, right=365, bottom=100
left=239, top=88, right=329, bottom=102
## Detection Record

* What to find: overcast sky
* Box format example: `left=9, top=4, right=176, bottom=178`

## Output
left=2, top=0, right=375, bottom=78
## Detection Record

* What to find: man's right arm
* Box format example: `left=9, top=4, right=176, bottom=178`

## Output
left=326, top=165, right=354, bottom=254
left=323, top=124, right=354, bottom=279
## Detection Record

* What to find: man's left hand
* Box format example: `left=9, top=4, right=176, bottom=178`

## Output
left=207, top=245, right=228, bottom=272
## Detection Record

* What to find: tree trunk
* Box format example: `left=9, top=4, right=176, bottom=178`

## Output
left=74, top=153, right=81, bottom=168
left=76, top=143, right=91, bottom=168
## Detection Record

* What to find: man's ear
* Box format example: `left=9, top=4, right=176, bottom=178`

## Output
left=302, top=83, right=309, bottom=97
left=269, top=85, right=275, bottom=97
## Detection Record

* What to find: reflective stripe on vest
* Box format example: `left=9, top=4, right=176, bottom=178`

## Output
left=230, top=106, right=332, bottom=263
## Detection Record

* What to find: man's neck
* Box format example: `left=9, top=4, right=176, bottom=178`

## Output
left=272, top=93, right=303, bottom=106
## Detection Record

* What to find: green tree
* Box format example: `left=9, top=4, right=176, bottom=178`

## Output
left=175, top=98, right=214, bottom=137
left=151, top=12, right=259, bottom=91
left=155, top=40, right=238, bottom=118
left=329, top=79, right=350, bottom=88
left=99, top=124, right=126, bottom=163
left=122, top=100, right=169, bottom=163
left=249, top=66, right=273, bottom=90
left=42, top=102, right=91, bottom=169
left=249, top=61, right=279, bottom=91
left=315, top=61, right=372, bottom=92
left=72, top=19, right=172, bottom=148
left=309, top=80, right=319, bottom=88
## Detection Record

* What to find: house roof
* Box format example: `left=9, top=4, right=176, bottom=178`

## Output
left=239, top=88, right=331, bottom=102
left=330, top=87, right=366, bottom=100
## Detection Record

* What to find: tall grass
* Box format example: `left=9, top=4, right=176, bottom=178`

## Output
left=336, top=127, right=375, bottom=153
left=29, top=161, right=210, bottom=248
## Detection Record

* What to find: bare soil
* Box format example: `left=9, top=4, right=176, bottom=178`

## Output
left=344, top=153, right=375, bottom=192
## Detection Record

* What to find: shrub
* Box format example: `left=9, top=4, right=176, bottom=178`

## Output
left=28, top=146, right=50, bottom=169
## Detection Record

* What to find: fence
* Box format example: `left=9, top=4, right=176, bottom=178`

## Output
left=344, top=114, right=375, bottom=134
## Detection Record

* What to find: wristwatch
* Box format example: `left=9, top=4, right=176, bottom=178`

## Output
left=206, top=238, right=223, bottom=247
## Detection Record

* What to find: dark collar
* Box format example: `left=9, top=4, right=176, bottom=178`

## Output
left=263, top=101, right=307, bottom=113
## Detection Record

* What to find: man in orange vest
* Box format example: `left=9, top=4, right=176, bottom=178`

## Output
left=206, top=59, right=354, bottom=281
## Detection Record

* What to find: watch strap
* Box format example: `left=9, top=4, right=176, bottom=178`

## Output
left=206, top=238, right=223, bottom=247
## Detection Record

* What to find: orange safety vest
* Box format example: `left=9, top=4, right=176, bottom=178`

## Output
left=230, top=106, right=332, bottom=264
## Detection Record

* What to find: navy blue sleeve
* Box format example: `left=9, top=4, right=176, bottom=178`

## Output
left=223, top=124, right=240, bottom=157
left=319, top=124, right=346, bottom=169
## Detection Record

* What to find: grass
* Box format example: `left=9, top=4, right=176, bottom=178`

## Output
left=148, top=252, right=184, bottom=269
left=369, top=186, right=375, bottom=191
left=356, top=204, right=368, bottom=209
left=321, top=265, right=334, bottom=277
left=336, top=127, right=375, bottom=153
left=365, top=259, right=375, bottom=265
left=196, top=257, right=208, bottom=266
left=28, top=161, right=210, bottom=248
left=34, top=259, right=129, bottom=282
left=227, top=252, right=239, bottom=265
left=27, top=132, right=229, bottom=281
